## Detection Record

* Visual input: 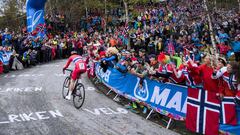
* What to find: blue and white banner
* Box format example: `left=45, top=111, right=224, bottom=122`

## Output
left=94, top=63, right=240, bottom=134
left=0, top=51, right=12, bottom=65
left=26, top=0, right=47, bottom=37
left=95, top=63, right=187, bottom=119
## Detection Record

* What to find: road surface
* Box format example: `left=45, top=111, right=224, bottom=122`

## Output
left=0, top=60, right=179, bottom=135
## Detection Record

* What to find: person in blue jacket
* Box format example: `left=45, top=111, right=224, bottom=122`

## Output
left=100, top=47, right=119, bottom=72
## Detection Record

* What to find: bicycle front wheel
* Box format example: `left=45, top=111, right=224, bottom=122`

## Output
left=62, top=77, right=70, bottom=99
left=73, top=83, right=85, bottom=109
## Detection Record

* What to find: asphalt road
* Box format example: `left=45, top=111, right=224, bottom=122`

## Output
left=0, top=60, right=179, bottom=135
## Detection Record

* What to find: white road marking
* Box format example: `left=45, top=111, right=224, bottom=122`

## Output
left=0, top=110, right=64, bottom=124
left=86, top=87, right=95, bottom=91
left=83, top=107, right=128, bottom=115
left=3, top=74, right=44, bottom=78
left=0, top=121, right=10, bottom=124
left=0, top=87, right=43, bottom=93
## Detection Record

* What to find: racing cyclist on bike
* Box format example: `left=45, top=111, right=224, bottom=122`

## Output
left=63, top=51, right=87, bottom=100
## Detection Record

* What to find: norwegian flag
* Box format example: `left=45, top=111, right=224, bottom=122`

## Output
left=35, top=23, right=46, bottom=33
left=186, top=88, right=220, bottom=135
left=220, top=97, right=237, bottom=125
left=121, top=21, right=129, bottom=37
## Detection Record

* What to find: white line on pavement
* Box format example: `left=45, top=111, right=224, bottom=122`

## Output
left=0, top=121, right=10, bottom=124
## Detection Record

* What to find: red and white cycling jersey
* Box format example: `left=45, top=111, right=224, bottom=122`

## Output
left=64, top=54, right=87, bottom=80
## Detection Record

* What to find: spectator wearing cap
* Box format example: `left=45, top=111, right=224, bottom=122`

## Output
left=216, top=57, right=227, bottom=70
left=120, top=50, right=127, bottom=61
left=134, top=35, right=142, bottom=52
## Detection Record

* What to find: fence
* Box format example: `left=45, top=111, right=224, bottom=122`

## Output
left=92, top=62, right=240, bottom=134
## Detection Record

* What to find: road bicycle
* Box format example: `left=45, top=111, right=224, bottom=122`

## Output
left=62, top=69, right=85, bottom=109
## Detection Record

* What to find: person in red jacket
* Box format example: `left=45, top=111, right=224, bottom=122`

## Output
left=174, top=56, right=202, bottom=88
left=63, top=51, right=87, bottom=100
left=188, top=54, right=219, bottom=93
left=186, top=54, right=221, bottom=135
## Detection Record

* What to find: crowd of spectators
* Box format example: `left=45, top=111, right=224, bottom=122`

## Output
left=0, top=29, right=89, bottom=73
left=85, top=0, right=240, bottom=119
left=0, top=0, right=239, bottom=122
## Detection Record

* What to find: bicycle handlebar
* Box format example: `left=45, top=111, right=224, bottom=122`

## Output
left=65, top=69, right=73, bottom=72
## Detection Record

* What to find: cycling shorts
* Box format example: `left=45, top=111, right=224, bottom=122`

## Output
left=71, top=68, right=84, bottom=80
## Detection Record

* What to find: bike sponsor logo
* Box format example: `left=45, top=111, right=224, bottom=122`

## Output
left=134, top=78, right=149, bottom=102
left=83, top=107, right=128, bottom=115
left=0, top=87, right=42, bottom=93
left=0, top=110, right=63, bottom=124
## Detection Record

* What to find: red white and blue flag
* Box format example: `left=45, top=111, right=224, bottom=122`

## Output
left=35, top=23, right=46, bottom=33
left=186, top=88, right=220, bottom=135
left=220, top=97, right=237, bottom=125
left=122, top=21, right=129, bottom=37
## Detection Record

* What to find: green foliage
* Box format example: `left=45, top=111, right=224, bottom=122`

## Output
left=207, top=0, right=239, bottom=11
left=0, top=0, right=25, bottom=31
left=0, top=0, right=239, bottom=30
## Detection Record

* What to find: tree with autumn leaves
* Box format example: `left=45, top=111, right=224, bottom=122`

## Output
left=0, top=0, right=239, bottom=31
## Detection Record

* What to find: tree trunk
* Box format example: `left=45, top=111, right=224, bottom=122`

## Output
left=203, top=0, right=218, bottom=58
left=84, top=0, right=88, bottom=17
left=123, top=0, right=130, bottom=50
left=85, top=7, right=88, bottom=17
left=214, top=0, right=217, bottom=11
left=123, top=0, right=129, bottom=23
left=238, top=0, right=240, bottom=11
left=104, top=0, right=107, bottom=33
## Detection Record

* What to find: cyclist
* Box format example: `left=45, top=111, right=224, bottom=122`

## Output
left=63, top=51, right=87, bottom=100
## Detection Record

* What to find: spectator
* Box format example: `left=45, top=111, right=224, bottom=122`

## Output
left=100, top=47, right=119, bottom=72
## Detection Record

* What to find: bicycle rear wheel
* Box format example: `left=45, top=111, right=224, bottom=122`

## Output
left=62, top=77, right=70, bottom=99
left=73, top=83, right=85, bottom=109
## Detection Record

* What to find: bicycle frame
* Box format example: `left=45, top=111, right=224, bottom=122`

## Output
left=65, top=69, right=82, bottom=89
left=63, top=68, right=85, bottom=109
